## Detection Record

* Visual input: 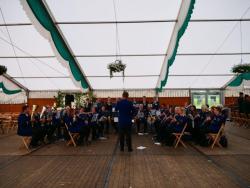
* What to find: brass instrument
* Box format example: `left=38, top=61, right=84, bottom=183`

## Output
left=31, top=105, right=37, bottom=119
left=40, top=106, right=46, bottom=118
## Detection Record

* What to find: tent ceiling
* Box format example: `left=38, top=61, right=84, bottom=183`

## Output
left=0, top=0, right=250, bottom=91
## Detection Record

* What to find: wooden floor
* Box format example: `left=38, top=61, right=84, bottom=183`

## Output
left=0, top=123, right=249, bottom=188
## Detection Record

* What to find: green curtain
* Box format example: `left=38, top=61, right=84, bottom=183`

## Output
left=26, top=0, right=89, bottom=89
left=0, top=82, right=22, bottom=95
left=156, top=0, right=195, bottom=92
left=228, top=73, right=250, bottom=87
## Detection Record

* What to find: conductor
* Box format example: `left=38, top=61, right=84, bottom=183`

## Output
left=116, top=91, right=134, bottom=152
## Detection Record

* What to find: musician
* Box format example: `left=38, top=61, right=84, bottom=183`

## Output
left=202, top=107, right=224, bottom=133
left=164, top=107, right=188, bottom=145
left=78, top=107, right=91, bottom=145
left=98, top=106, right=108, bottom=138
left=135, top=104, right=147, bottom=134
left=31, top=105, right=45, bottom=144
left=85, top=98, right=92, bottom=112
left=53, top=107, right=64, bottom=140
left=41, top=106, right=55, bottom=143
left=105, top=97, right=113, bottom=134
left=89, top=107, right=99, bottom=140
left=63, top=106, right=74, bottom=140
left=17, top=105, right=39, bottom=147
left=152, top=97, right=160, bottom=110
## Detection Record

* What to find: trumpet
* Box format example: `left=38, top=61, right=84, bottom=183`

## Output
left=40, top=106, right=46, bottom=118
left=31, top=105, right=37, bottom=119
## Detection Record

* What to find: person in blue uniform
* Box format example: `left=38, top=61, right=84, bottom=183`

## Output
left=98, top=106, right=108, bottom=138
left=116, top=91, right=135, bottom=152
left=17, top=105, right=39, bottom=147
left=199, top=106, right=225, bottom=146
left=31, top=105, right=45, bottom=144
left=53, top=108, right=64, bottom=140
left=63, top=106, right=74, bottom=141
left=89, top=107, right=99, bottom=140
left=152, top=97, right=160, bottom=110
left=135, top=104, right=147, bottom=134
left=164, top=107, right=188, bottom=145
left=105, top=97, right=113, bottom=134
left=78, top=107, right=91, bottom=145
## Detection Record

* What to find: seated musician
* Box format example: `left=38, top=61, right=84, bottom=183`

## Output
left=40, top=106, right=56, bottom=143
left=17, top=105, right=39, bottom=147
left=164, top=107, right=188, bottom=145
left=78, top=107, right=91, bottom=145
left=47, top=106, right=57, bottom=142
left=199, top=106, right=225, bottom=146
left=98, top=106, right=108, bottom=138
left=158, top=108, right=174, bottom=143
left=53, top=107, right=64, bottom=140
left=89, top=107, right=99, bottom=140
left=152, top=97, right=160, bottom=110
left=31, top=105, right=46, bottom=144
left=63, top=106, right=75, bottom=140
left=105, top=97, right=113, bottom=134
left=135, top=104, right=147, bottom=134
left=186, top=105, right=202, bottom=143
left=203, top=106, right=225, bottom=134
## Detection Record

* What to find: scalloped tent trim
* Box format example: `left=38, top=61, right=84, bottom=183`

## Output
left=20, top=0, right=90, bottom=90
left=228, top=73, right=250, bottom=87
left=0, top=82, right=22, bottom=95
left=156, top=0, right=195, bottom=92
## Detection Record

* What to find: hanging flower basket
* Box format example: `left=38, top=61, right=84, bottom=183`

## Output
left=232, top=63, right=250, bottom=74
left=0, top=65, right=7, bottom=75
left=107, top=60, right=126, bottom=78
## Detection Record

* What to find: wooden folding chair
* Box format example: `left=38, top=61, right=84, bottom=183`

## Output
left=208, top=124, right=225, bottom=149
left=65, top=123, right=79, bottom=147
left=172, top=124, right=188, bottom=148
left=21, top=136, right=31, bottom=150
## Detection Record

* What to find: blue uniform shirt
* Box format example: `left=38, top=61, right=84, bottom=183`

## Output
left=209, top=114, right=224, bottom=133
left=116, top=99, right=134, bottom=128
left=17, top=113, right=32, bottom=136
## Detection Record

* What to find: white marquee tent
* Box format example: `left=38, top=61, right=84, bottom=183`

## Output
left=0, top=0, right=250, bottom=102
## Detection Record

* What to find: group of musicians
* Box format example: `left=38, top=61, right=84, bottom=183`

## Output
left=17, top=95, right=226, bottom=148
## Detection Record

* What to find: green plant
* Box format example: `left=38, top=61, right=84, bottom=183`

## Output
left=54, top=91, right=65, bottom=107
left=107, top=60, right=126, bottom=78
left=75, top=93, right=85, bottom=108
left=232, top=63, right=250, bottom=73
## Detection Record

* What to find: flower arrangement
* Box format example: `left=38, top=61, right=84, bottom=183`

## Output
left=107, top=60, right=126, bottom=78
left=0, top=65, right=7, bottom=75
left=232, top=63, right=250, bottom=74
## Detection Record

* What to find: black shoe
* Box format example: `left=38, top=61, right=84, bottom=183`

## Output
left=128, top=149, right=133, bottom=152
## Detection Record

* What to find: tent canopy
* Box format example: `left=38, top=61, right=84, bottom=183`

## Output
left=0, top=0, right=250, bottom=91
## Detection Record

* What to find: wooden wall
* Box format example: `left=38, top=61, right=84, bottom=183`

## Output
left=0, top=98, right=56, bottom=113
left=0, top=96, right=238, bottom=113
left=27, top=98, right=55, bottom=111
left=0, top=104, right=24, bottom=113
left=100, top=97, right=191, bottom=107
left=225, top=97, right=237, bottom=106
